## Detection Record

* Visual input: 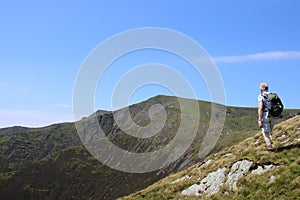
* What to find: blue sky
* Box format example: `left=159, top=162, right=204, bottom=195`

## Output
left=0, top=0, right=300, bottom=128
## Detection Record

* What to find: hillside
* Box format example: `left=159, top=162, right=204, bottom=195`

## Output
left=120, top=115, right=300, bottom=200
left=0, top=122, right=82, bottom=173
left=0, top=95, right=299, bottom=199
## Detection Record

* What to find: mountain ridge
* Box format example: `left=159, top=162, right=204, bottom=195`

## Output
left=0, top=95, right=299, bottom=199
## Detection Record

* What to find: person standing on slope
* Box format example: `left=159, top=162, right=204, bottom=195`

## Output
left=258, top=82, right=275, bottom=151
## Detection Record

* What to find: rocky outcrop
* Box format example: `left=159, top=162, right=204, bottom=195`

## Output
left=181, top=167, right=226, bottom=196
left=181, top=159, right=276, bottom=197
left=251, top=164, right=275, bottom=175
left=226, top=160, right=253, bottom=190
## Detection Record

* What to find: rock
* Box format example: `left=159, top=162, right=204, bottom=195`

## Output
left=280, top=139, right=290, bottom=144
left=171, top=175, right=192, bottom=184
left=295, top=137, right=300, bottom=142
left=181, top=184, right=202, bottom=196
left=197, top=159, right=213, bottom=168
left=251, top=166, right=264, bottom=175
left=182, top=160, right=277, bottom=197
left=269, top=175, right=275, bottom=182
left=223, top=153, right=233, bottom=157
left=225, top=160, right=253, bottom=190
left=264, top=165, right=275, bottom=171
left=181, top=167, right=226, bottom=196
left=277, top=134, right=287, bottom=141
left=251, top=164, right=275, bottom=175
left=202, top=159, right=213, bottom=166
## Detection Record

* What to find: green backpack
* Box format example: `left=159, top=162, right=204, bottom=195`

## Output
left=263, top=93, right=284, bottom=117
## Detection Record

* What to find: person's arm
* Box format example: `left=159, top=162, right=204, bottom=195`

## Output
left=258, top=101, right=263, bottom=128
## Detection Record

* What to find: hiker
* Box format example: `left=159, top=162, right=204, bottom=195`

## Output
left=258, top=82, right=275, bottom=151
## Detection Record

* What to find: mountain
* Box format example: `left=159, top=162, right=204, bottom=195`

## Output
left=0, top=95, right=299, bottom=199
left=120, top=115, right=300, bottom=200
left=0, top=122, right=81, bottom=173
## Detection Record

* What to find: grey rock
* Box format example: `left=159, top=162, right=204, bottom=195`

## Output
left=295, top=137, right=300, bottom=142
left=251, top=164, right=275, bottom=175
left=202, top=159, right=213, bottom=167
left=280, top=139, right=290, bottom=144
left=181, top=167, right=226, bottom=196
left=269, top=175, right=275, bottom=182
left=225, top=160, right=253, bottom=190
left=171, top=175, right=192, bottom=184
left=223, top=153, right=233, bottom=157
left=181, top=184, right=202, bottom=196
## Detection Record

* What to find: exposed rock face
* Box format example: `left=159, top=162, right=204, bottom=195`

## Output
left=181, top=167, right=226, bottom=196
left=226, top=160, right=253, bottom=190
left=251, top=164, right=275, bottom=175
left=181, top=159, right=276, bottom=197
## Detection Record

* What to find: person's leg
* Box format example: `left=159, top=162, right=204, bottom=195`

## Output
left=262, top=114, right=273, bottom=150
left=270, top=116, right=275, bottom=132
left=263, top=131, right=273, bottom=150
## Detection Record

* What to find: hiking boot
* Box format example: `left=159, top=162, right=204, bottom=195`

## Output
left=267, top=145, right=274, bottom=152
left=267, top=148, right=274, bottom=152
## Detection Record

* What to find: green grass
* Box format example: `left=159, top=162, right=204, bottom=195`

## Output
left=120, top=115, right=300, bottom=200
left=0, top=95, right=299, bottom=200
left=0, top=123, right=81, bottom=172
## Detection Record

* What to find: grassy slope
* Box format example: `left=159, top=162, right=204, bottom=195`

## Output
left=0, top=95, right=299, bottom=199
left=0, top=146, right=170, bottom=200
left=120, top=115, right=300, bottom=200
left=0, top=122, right=81, bottom=172
left=1, top=95, right=297, bottom=174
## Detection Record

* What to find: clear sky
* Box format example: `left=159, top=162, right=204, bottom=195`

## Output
left=1, top=0, right=300, bottom=128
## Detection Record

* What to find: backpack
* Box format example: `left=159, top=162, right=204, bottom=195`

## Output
left=263, top=93, right=284, bottom=117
